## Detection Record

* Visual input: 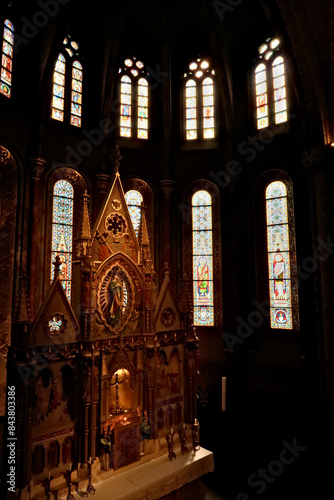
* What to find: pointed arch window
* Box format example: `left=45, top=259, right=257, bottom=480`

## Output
left=254, top=38, right=287, bottom=129
left=119, top=57, right=149, bottom=139
left=51, top=180, right=74, bottom=302
left=184, top=58, right=215, bottom=140
left=266, top=180, right=298, bottom=329
left=192, top=190, right=214, bottom=326
left=0, top=19, right=14, bottom=98
left=51, top=37, right=82, bottom=126
left=125, top=190, right=143, bottom=237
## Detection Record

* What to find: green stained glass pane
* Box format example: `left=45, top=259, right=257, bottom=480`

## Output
left=193, top=279, right=214, bottom=307
left=138, top=107, right=147, bottom=118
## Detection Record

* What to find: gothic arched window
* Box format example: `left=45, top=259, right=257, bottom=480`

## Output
left=119, top=57, right=149, bottom=139
left=125, top=190, right=143, bottom=237
left=254, top=38, right=287, bottom=130
left=51, top=180, right=74, bottom=302
left=184, top=58, right=215, bottom=140
left=266, top=180, right=298, bottom=329
left=51, top=36, right=82, bottom=126
left=0, top=19, right=14, bottom=98
left=192, top=190, right=214, bottom=326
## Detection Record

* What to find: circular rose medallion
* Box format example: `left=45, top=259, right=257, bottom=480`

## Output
left=105, top=213, right=127, bottom=239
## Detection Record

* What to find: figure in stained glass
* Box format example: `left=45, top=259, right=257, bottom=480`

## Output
left=197, top=257, right=209, bottom=297
left=273, top=253, right=285, bottom=299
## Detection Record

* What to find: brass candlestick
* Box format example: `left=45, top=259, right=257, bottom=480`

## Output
left=178, top=425, right=188, bottom=454
left=192, top=419, right=200, bottom=450
left=65, top=466, right=75, bottom=500
left=86, top=458, right=95, bottom=495
left=166, top=430, right=176, bottom=461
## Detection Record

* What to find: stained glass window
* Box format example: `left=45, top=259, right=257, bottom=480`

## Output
left=52, top=54, right=66, bottom=122
left=184, top=59, right=215, bottom=141
left=51, top=36, right=82, bottom=126
left=120, top=76, right=132, bottom=137
left=125, top=190, right=143, bottom=236
left=192, top=190, right=214, bottom=326
left=51, top=180, right=74, bottom=302
left=119, top=57, right=149, bottom=139
left=266, top=181, right=292, bottom=329
left=0, top=20, right=14, bottom=98
left=255, top=38, right=287, bottom=130
left=71, top=61, right=82, bottom=127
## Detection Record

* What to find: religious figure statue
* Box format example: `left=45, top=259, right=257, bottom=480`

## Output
left=108, top=274, right=123, bottom=323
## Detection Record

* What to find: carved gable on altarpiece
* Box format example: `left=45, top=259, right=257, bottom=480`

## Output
left=91, top=172, right=140, bottom=264
left=30, top=277, right=79, bottom=346
left=154, top=270, right=182, bottom=332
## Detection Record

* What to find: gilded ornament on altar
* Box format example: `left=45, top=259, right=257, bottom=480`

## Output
left=161, top=307, right=175, bottom=327
left=105, top=212, right=127, bottom=239
left=45, top=313, right=67, bottom=337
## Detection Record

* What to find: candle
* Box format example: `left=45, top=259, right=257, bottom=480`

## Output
left=222, top=377, right=226, bottom=412
left=171, top=428, right=173, bottom=434
left=89, top=457, right=91, bottom=464
left=183, top=423, right=185, bottom=429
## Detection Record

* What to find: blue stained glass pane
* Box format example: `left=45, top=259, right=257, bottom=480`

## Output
left=192, top=206, right=212, bottom=230
left=266, top=197, right=288, bottom=225
left=193, top=230, right=213, bottom=255
left=125, top=190, right=143, bottom=206
left=266, top=181, right=286, bottom=199
left=194, top=306, right=214, bottom=326
left=125, top=190, right=143, bottom=236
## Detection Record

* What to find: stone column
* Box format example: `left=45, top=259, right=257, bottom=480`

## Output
left=29, top=157, right=46, bottom=317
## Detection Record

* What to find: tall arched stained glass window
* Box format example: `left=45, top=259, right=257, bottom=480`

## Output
left=125, top=190, right=143, bottom=237
left=51, top=37, right=82, bottom=126
left=184, top=58, right=215, bottom=141
left=0, top=20, right=14, bottom=98
left=266, top=181, right=292, bottom=329
left=254, top=38, right=287, bottom=130
left=120, top=75, right=132, bottom=137
left=192, top=190, right=214, bottom=326
left=119, top=57, right=149, bottom=139
left=51, top=180, right=74, bottom=302
left=52, top=53, right=66, bottom=122
left=71, top=60, right=83, bottom=127
left=255, top=63, right=268, bottom=129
